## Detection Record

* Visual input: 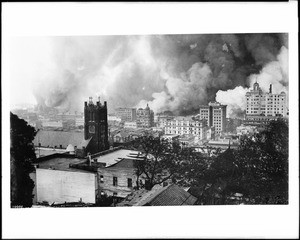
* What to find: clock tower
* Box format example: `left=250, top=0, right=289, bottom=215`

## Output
left=84, top=97, right=109, bottom=154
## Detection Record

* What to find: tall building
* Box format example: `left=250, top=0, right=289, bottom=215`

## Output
left=115, top=108, right=137, bottom=122
left=84, top=97, right=109, bottom=154
left=136, top=104, right=154, bottom=128
left=164, top=117, right=208, bottom=141
left=246, top=82, right=287, bottom=117
left=199, top=101, right=227, bottom=135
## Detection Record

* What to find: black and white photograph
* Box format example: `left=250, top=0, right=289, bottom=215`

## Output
left=2, top=2, right=299, bottom=239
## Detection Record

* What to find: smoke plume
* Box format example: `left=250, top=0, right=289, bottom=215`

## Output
left=10, top=33, right=288, bottom=116
left=216, top=46, right=289, bottom=117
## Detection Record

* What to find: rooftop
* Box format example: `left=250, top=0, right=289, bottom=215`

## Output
left=173, top=116, right=194, bottom=121
left=35, top=147, right=70, bottom=158
left=35, top=154, right=88, bottom=173
left=118, top=184, right=198, bottom=206
left=33, top=130, right=84, bottom=149
left=93, top=149, right=144, bottom=167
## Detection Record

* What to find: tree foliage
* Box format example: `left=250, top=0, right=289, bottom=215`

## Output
left=10, top=112, right=37, bottom=207
left=194, top=118, right=289, bottom=205
left=129, top=135, right=189, bottom=190
left=130, top=119, right=289, bottom=205
left=236, top=118, right=288, bottom=204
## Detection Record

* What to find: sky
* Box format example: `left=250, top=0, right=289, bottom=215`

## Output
left=9, top=33, right=288, bottom=117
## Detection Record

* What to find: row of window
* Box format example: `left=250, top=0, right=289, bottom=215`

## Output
left=166, top=124, right=203, bottom=128
left=166, top=126, right=202, bottom=130
left=100, top=175, right=133, bottom=188
left=165, top=131, right=203, bottom=136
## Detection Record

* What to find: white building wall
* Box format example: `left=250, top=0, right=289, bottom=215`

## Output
left=36, top=169, right=97, bottom=204
left=246, top=83, right=287, bottom=117
left=164, top=119, right=207, bottom=140
left=124, top=121, right=138, bottom=129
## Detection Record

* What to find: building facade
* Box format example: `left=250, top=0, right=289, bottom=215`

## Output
left=156, top=114, right=175, bottom=128
left=84, top=97, right=109, bottom=154
left=115, top=108, right=137, bottom=122
left=246, top=82, right=287, bottom=117
left=236, top=124, right=258, bottom=136
left=33, top=154, right=97, bottom=205
left=124, top=121, right=138, bottom=129
left=164, top=117, right=207, bottom=141
left=136, top=104, right=154, bottom=128
left=199, top=101, right=227, bottom=135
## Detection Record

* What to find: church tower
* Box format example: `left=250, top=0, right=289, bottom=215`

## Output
left=84, top=97, right=109, bottom=154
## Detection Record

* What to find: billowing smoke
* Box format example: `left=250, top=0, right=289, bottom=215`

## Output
left=137, top=62, right=212, bottom=115
left=216, top=46, right=288, bottom=117
left=248, top=46, right=288, bottom=94
left=216, top=86, right=248, bottom=118
left=11, top=33, right=287, bottom=115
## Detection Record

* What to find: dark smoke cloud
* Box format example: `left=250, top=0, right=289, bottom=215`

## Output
left=28, top=33, right=288, bottom=116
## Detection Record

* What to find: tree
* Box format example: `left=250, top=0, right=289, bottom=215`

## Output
left=129, top=135, right=187, bottom=190
left=200, top=148, right=243, bottom=204
left=180, top=119, right=288, bottom=205
left=237, top=118, right=288, bottom=204
left=10, top=112, right=37, bottom=207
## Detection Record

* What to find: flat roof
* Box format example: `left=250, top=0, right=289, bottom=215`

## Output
left=37, top=157, right=89, bottom=173
left=94, top=149, right=143, bottom=167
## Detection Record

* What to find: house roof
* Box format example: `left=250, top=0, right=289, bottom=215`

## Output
left=35, top=147, right=69, bottom=158
left=118, top=184, right=198, bottom=206
left=114, top=131, right=131, bottom=138
left=144, top=184, right=198, bottom=206
left=94, top=149, right=144, bottom=167
left=33, top=130, right=84, bottom=149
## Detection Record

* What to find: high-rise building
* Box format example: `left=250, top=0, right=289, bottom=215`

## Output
left=84, top=97, right=109, bottom=154
left=136, top=104, right=154, bottom=128
left=246, top=82, right=287, bottom=117
left=115, top=108, right=137, bottom=122
left=199, top=101, right=227, bottom=135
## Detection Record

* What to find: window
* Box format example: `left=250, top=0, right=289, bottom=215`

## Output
left=127, top=178, right=133, bottom=188
left=100, top=175, right=104, bottom=183
left=113, top=177, right=118, bottom=186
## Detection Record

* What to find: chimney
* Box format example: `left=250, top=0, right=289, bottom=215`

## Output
left=96, top=96, right=101, bottom=106
left=269, top=84, right=272, bottom=94
left=87, top=152, right=92, bottom=166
